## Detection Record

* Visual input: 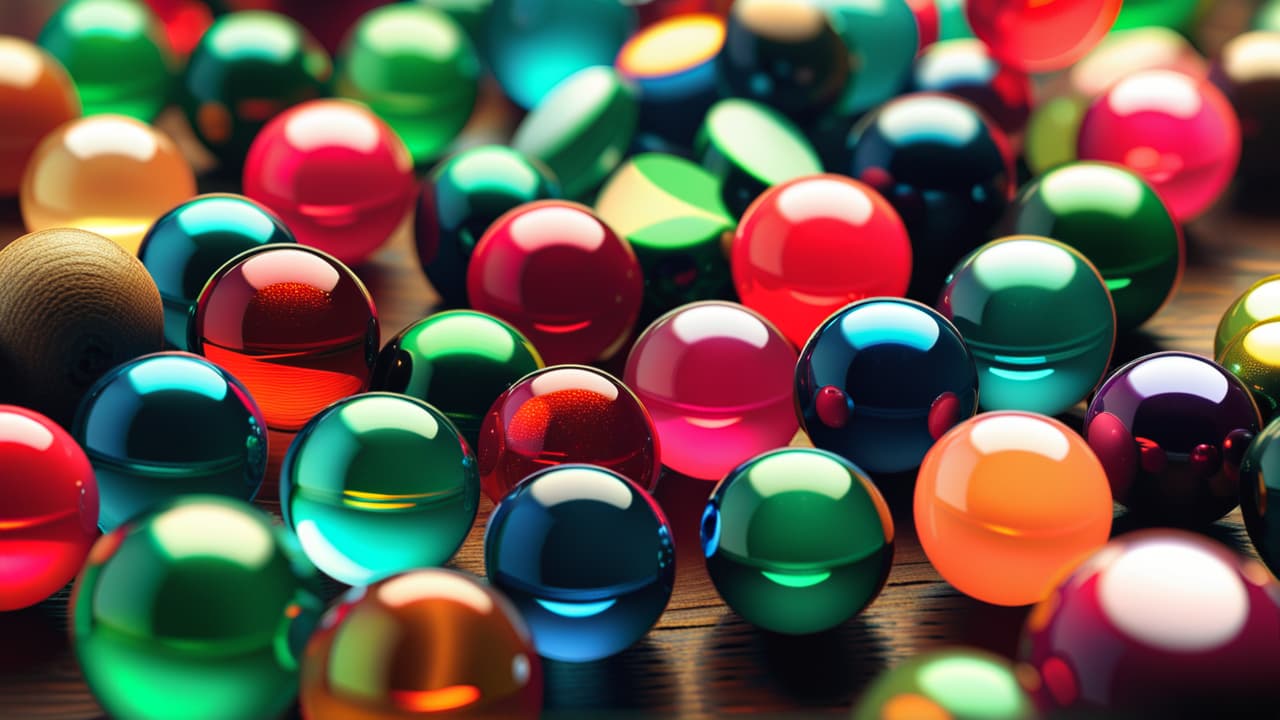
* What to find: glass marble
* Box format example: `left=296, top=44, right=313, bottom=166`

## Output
left=911, top=38, right=1032, bottom=136
left=1084, top=351, right=1262, bottom=525
left=624, top=301, right=797, bottom=481
left=1211, top=31, right=1280, bottom=185
left=846, top=92, right=1015, bottom=301
left=1078, top=70, right=1240, bottom=223
left=1009, top=162, right=1183, bottom=332
left=0, top=36, right=79, bottom=196
left=281, top=393, right=479, bottom=586
left=818, top=0, right=920, bottom=117
left=71, top=496, right=322, bottom=720
left=0, top=405, right=97, bottom=611
left=242, top=99, right=417, bottom=265
left=851, top=648, right=1038, bottom=720
left=477, top=365, right=660, bottom=502
left=615, top=13, right=724, bottom=149
left=465, top=200, right=643, bottom=366
left=191, top=244, right=379, bottom=432
left=732, top=175, right=913, bottom=347
left=916, top=412, right=1113, bottom=607
left=938, top=236, right=1115, bottom=416
left=696, top=98, right=822, bottom=217
left=415, top=146, right=560, bottom=309
left=371, top=311, right=544, bottom=448
left=935, top=0, right=973, bottom=40
left=1112, top=0, right=1202, bottom=32
left=965, top=0, right=1121, bottom=73
left=20, top=114, right=197, bottom=254
left=1018, top=530, right=1280, bottom=715
left=1217, top=275, right=1280, bottom=357
left=701, top=447, right=894, bottom=635
left=1241, top=414, right=1280, bottom=577
left=417, top=0, right=493, bottom=53
left=485, top=465, right=674, bottom=661
left=1221, top=319, right=1280, bottom=420
left=796, top=298, right=978, bottom=475
left=1260, top=0, right=1280, bottom=33
left=137, top=193, right=296, bottom=350
left=300, top=568, right=542, bottom=719
left=335, top=5, right=479, bottom=167
left=181, top=11, right=330, bottom=170
left=142, top=0, right=212, bottom=58
left=38, top=0, right=173, bottom=121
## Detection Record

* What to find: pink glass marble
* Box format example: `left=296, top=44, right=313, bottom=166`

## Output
left=624, top=301, right=798, bottom=481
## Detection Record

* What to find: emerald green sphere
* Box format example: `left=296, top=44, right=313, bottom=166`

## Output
left=1114, top=0, right=1202, bottom=32
left=281, top=392, right=480, bottom=586
left=71, top=496, right=322, bottom=720
left=701, top=448, right=893, bottom=635
left=851, top=648, right=1038, bottom=720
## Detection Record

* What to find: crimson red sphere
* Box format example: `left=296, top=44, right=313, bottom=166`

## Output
left=967, top=0, right=1122, bottom=73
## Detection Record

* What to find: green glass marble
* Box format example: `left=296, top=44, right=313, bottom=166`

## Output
left=938, top=236, right=1116, bottom=416
left=851, top=648, right=1038, bottom=720
left=1024, top=95, right=1084, bottom=176
left=71, top=496, right=322, bottom=720
left=937, top=0, right=974, bottom=40
left=1113, top=0, right=1203, bottom=32
left=1258, top=0, right=1280, bottom=32
left=39, top=0, right=174, bottom=120
left=1218, top=319, right=1280, bottom=420
left=369, top=310, right=545, bottom=447
left=701, top=447, right=893, bottom=635
left=817, top=0, right=919, bottom=117
left=281, top=392, right=480, bottom=586
left=511, top=66, right=638, bottom=200
left=181, top=11, right=330, bottom=170
left=417, top=0, right=492, bottom=54
left=1010, top=162, right=1182, bottom=332
left=694, top=98, right=823, bottom=217
left=595, top=153, right=734, bottom=320
left=1217, top=275, right=1280, bottom=357
left=1240, top=412, right=1280, bottom=577
left=335, top=5, right=480, bottom=166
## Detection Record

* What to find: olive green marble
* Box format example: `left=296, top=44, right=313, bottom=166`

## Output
left=1217, top=275, right=1280, bottom=357
left=1218, top=319, right=1280, bottom=420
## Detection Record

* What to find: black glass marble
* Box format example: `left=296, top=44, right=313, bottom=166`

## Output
left=1211, top=31, right=1280, bottom=186
left=1240, top=414, right=1280, bottom=577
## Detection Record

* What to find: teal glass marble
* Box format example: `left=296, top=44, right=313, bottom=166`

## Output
left=701, top=447, right=894, bottom=635
left=936, top=0, right=974, bottom=40
left=414, top=145, right=560, bottom=309
left=851, top=648, right=1039, bottom=720
left=335, top=4, right=480, bottom=166
left=71, top=496, right=322, bottom=720
left=938, top=236, right=1116, bottom=416
left=484, top=464, right=675, bottom=662
left=71, top=352, right=267, bottom=532
left=370, top=310, right=545, bottom=447
left=137, top=193, right=296, bottom=350
left=281, top=392, right=479, bottom=586
left=818, top=0, right=919, bottom=117
left=39, top=0, right=174, bottom=121
left=1241, top=413, right=1280, bottom=577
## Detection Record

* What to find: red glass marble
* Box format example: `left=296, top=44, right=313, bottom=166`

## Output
left=242, top=99, right=417, bottom=265
left=477, top=365, right=660, bottom=502
left=191, top=244, right=379, bottom=432
left=906, top=0, right=940, bottom=50
left=624, top=301, right=797, bottom=481
left=466, top=200, right=644, bottom=365
left=966, top=0, right=1122, bottom=73
left=1078, top=70, right=1241, bottom=223
left=0, top=404, right=98, bottom=611
left=731, top=174, right=912, bottom=347
left=142, top=0, right=212, bottom=58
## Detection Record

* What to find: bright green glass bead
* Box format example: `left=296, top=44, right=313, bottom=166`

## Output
left=71, top=496, right=322, bottom=720
left=281, top=392, right=480, bottom=586
left=39, top=0, right=174, bottom=121
left=1218, top=319, right=1280, bottom=420
left=1217, top=275, right=1280, bottom=357
left=701, top=447, right=894, bottom=635
left=851, top=648, right=1038, bottom=720
left=335, top=5, right=480, bottom=166
left=1113, top=0, right=1203, bottom=32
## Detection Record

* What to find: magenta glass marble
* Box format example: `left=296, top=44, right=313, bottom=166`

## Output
left=623, top=301, right=797, bottom=481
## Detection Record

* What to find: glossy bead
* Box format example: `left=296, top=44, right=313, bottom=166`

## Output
left=935, top=0, right=973, bottom=40
left=796, top=298, right=978, bottom=475
left=191, top=245, right=379, bottom=432
left=1217, top=275, right=1280, bottom=357
left=625, top=301, right=797, bottom=481
left=1241, top=415, right=1280, bottom=577
left=137, top=193, right=296, bottom=350
left=819, top=0, right=920, bottom=117
left=1018, top=530, right=1280, bottom=715
left=1221, top=319, right=1280, bottom=421
left=851, top=648, right=1038, bottom=720
left=1009, top=162, right=1183, bottom=332
left=939, top=236, right=1115, bottom=416
left=466, top=201, right=643, bottom=365
left=1078, top=70, right=1239, bottom=222
left=616, top=14, right=725, bottom=148
left=181, top=11, right=330, bottom=170
left=0, top=405, right=97, bottom=611
left=911, top=38, right=1032, bottom=136
left=371, top=311, right=544, bottom=448
left=485, top=465, right=674, bottom=661
left=701, top=447, right=894, bottom=634
left=966, top=0, right=1122, bottom=73
left=72, top=496, right=322, bottom=720
left=300, top=568, right=543, bottom=719
left=142, top=0, right=213, bottom=58
left=916, top=412, right=1113, bottom=606
left=334, top=5, right=479, bottom=167
left=242, top=99, right=417, bottom=265
left=0, top=37, right=79, bottom=196
left=1212, top=31, right=1280, bottom=185
left=1084, top=351, right=1262, bottom=525
left=847, top=93, right=1015, bottom=301
left=20, top=114, right=197, bottom=254
left=1112, top=0, right=1202, bottom=32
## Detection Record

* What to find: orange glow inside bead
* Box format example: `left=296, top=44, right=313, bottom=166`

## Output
left=616, top=14, right=725, bottom=79
left=0, top=36, right=80, bottom=196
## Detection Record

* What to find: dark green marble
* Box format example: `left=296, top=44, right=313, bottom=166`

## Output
left=1241, top=414, right=1280, bottom=578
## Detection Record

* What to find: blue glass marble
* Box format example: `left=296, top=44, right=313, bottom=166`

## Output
left=795, top=298, right=979, bottom=475
left=484, top=464, right=675, bottom=662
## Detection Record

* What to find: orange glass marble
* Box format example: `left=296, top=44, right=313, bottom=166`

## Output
left=914, top=411, right=1113, bottom=607
left=20, top=114, right=196, bottom=253
left=0, top=36, right=79, bottom=196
